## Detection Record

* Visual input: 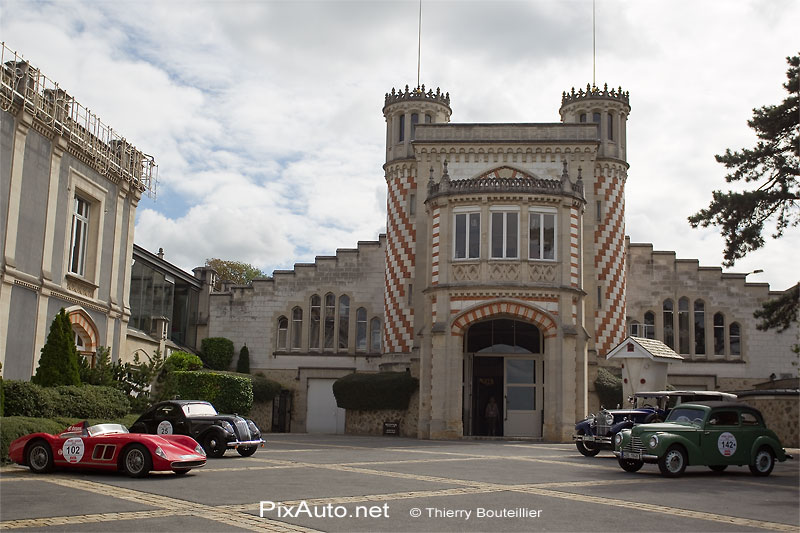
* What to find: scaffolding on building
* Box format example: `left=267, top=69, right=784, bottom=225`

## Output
left=0, top=42, right=157, bottom=199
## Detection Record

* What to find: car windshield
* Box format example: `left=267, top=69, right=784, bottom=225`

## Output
left=666, top=407, right=706, bottom=426
left=87, top=424, right=128, bottom=436
left=181, top=403, right=218, bottom=416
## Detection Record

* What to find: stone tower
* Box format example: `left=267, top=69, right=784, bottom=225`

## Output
left=382, top=85, right=451, bottom=356
left=559, top=84, right=631, bottom=357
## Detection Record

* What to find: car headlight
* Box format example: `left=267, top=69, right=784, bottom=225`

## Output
left=247, top=420, right=259, bottom=434
left=154, top=446, right=167, bottom=459
left=649, top=435, right=659, bottom=448
left=218, top=421, right=235, bottom=434
left=195, top=444, right=206, bottom=456
left=614, top=433, right=623, bottom=447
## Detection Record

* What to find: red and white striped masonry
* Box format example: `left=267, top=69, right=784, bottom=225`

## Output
left=384, top=171, right=416, bottom=353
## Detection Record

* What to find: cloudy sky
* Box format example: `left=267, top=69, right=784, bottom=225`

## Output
left=2, top=0, right=797, bottom=290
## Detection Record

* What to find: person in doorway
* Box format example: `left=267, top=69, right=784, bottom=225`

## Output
left=485, top=396, right=499, bottom=436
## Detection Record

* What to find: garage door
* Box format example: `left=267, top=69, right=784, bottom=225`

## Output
left=306, top=378, right=345, bottom=434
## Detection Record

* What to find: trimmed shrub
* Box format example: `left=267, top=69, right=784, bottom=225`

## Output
left=79, top=347, right=118, bottom=387
left=52, top=385, right=130, bottom=419
left=251, top=372, right=281, bottom=403
left=164, top=351, right=204, bottom=373
left=2, top=381, right=128, bottom=418
left=165, top=371, right=253, bottom=414
left=595, top=367, right=623, bottom=408
left=32, top=309, right=81, bottom=387
left=236, top=345, right=251, bottom=374
left=333, top=372, right=419, bottom=411
left=200, top=337, right=234, bottom=370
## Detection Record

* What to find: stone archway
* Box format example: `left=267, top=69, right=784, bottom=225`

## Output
left=65, top=306, right=98, bottom=366
left=450, top=299, right=557, bottom=339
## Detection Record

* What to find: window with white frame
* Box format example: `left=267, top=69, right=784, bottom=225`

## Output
left=454, top=208, right=480, bottom=259
left=338, top=295, right=350, bottom=350
left=369, top=317, right=381, bottom=353
left=277, top=316, right=288, bottom=351
left=490, top=207, right=518, bottom=259
left=291, top=307, right=302, bottom=350
left=529, top=209, right=556, bottom=260
left=323, top=293, right=335, bottom=351
left=69, top=196, right=90, bottom=276
left=309, top=294, right=321, bottom=350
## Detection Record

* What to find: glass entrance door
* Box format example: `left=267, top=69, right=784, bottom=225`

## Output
left=504, top=358, right=542, bottom=437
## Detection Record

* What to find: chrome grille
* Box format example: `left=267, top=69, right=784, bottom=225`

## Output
left=623, top=436, right=644, bottom=454
left=595, top=422, right=611, bottom=436
left=235, top=419, right=251, bottom=440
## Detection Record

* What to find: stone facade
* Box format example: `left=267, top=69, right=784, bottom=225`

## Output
left=626, top=241, right=798, bottom=393
left=344, top=391, right=420, bottom=438
left=0, top=44, right=155, bottom=377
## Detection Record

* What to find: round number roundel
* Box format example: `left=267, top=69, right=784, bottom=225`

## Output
left=717, top=432, right=737, bottom=456
left=62, top=437, right=85, bottom=463
left=157, top=420, right=174, bottom=435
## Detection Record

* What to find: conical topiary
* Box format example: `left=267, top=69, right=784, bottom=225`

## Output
left=32, top=309, right=81, bottom=387
left=236, top=344, right=250, bottom=374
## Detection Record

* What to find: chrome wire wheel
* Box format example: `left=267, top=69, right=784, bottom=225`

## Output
left=122, top=444, right=151, bottom=478
left=27, top=442, right=53, bottom=473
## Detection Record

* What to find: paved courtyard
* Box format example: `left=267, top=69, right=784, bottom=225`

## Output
left=1, top=434, right=798, bottom=532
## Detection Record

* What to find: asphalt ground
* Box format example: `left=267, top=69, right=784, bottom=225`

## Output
left=0, top=434, right=798, bottom=533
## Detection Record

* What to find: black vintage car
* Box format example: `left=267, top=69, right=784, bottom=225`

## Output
left=130, top=400, right=265, bottom=458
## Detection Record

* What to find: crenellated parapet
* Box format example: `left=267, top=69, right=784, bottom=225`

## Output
left=561, top=83, right=629, bottom=107
left=384, top=84, right=451, bottom=112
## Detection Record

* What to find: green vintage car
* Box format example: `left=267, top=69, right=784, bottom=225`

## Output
left=614, top=402, right=792, bottom=477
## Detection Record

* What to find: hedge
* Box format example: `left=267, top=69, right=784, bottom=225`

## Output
left=595, top=367, right=623, bottom=409
left=165, top=371, right=252, bottom=414
left=200, top=337, right=234, bottom=370
left=164, top=351, right=204, bottom=373
left=2, top=381, right=129, bottom=419
left=333, top=372, right=418, bottom=411
left=1, top=414, right=139, bottom=464
left=251, top=372, right=281, bottom=403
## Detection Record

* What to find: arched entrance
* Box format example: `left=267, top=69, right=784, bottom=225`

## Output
left=463, top=318, right=544, bottom=437
left=65, top=307, right=98, bottom=367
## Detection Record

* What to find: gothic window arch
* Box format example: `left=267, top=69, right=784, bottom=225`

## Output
left=324, top=293, right=335, bottom=351
left=663, top=299, right=675, bottom=349
left=338, top=295, right=350, bottom=350
left=678, top=297, right=690, bottom=354
left=369, top=317, right=382, bottom=353
left=694, top=300, right=706, bottom=356
left=291, top=307, right=302, bottom=351
left=730, top=322, right=741, bottom=357
left=714, top=312, right=725, bottom=355
left=356, top=307, right=367, bottom=352
left=309, top=294, right=321, bottom=350
left=277, top=316, right=288, bottom=351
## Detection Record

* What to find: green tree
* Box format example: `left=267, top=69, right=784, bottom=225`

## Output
left=32, top=309, right=81, bottom=387
left=205, top=258, right=265, bottom=289
left=236, top=345, right=251, bottom=374
left=689, top=54, right=798, bottom=265
left=79, top=346, right=118, bottom=386
left=689, top=53, right=799, bottom=333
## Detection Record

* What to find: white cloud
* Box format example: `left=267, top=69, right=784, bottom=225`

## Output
left=2, top=0, right=797, bottom=290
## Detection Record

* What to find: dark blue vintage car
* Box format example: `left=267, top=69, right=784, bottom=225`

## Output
left=574, top=390, right=737, bottom=456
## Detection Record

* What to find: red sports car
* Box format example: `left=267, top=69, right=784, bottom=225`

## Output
left=8, top=421, right=206, bottom=477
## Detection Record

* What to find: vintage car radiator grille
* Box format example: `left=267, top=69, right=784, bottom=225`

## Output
left=235, top=419, right=251, bottom=440
left=622, top=436, right=645, bottom=454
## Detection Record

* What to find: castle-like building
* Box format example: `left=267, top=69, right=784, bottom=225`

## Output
left=2, top=40, right=794, bottom=442
left=207, top=83, right=796, bottom=441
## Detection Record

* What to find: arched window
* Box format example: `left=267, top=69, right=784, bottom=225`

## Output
left=714, top=313, right=725, bottom=355
left=694, top=300, right=705, bottom=355
left=678, top=297, right=690, bottom=354
left=291, top=307, right=302, bottom=350
left=730, top=323, right=741, bottom=357
left=338, top=295, right=350, bottom=350
left=644, top=311, right=655, bottom=339
left=277, top=316, right=288, bottom=351
left=663, top=299, right=674, bottom=349
left=309, top=295, right=321, bottom=350
left=356, top=307, right=367, bottom=352
left=324, top=293, right=335, bottom=351
left=607, top=112, right=614, bottom=140
left=579, top=113, right=587, bottom=123
left=410, top=113, right=419, bottom=139
left=369, top=317, right=382, bottom=353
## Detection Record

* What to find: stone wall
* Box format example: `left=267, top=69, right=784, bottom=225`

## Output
left=345, top=392, right=419, bottom=438
left=739, top=394, right=799, bottom=448
left=248, top=400, right=274, bottom=433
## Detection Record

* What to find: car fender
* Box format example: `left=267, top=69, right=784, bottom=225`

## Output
left=654, top=433, right=703, bottom=464
left=611, top=420, right=633, bottom=435
left=751, top=435, right=785, bottom=462
left=199, top=425, right=229, bottom=443
left=575, top=419, right=594, bottom=435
